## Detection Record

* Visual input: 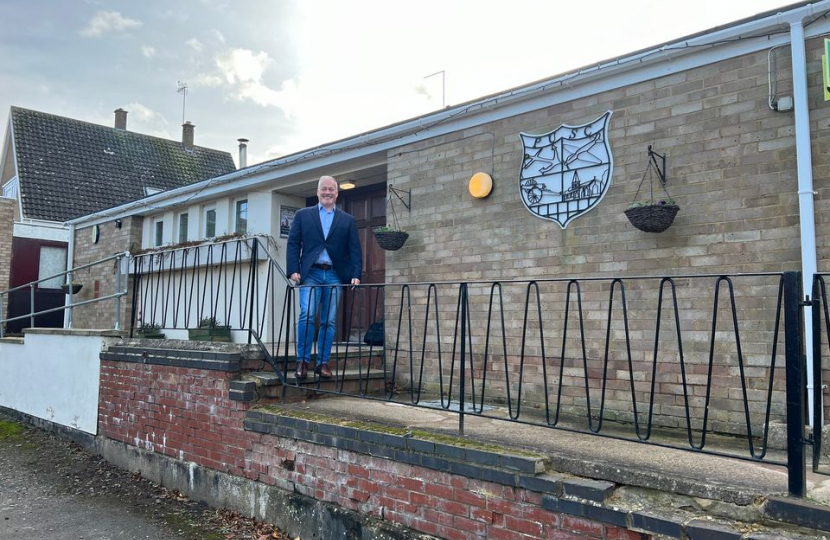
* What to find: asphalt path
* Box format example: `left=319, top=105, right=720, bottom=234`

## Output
left=0, top=413, right=273, bottom=540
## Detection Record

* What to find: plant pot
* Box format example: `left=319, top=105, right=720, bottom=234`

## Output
left=624, top=205, right=679, bottom=233
left=188, top=326, right=232, bottom=342
left=61, top=283, right=83, bottom=295
left=373, top=231, right=409, bottom=251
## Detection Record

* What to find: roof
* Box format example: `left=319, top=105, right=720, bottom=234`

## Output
left=9, top=107, right=236, bottom=222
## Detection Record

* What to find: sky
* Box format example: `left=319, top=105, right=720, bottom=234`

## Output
left=0, top=0, right=799, bottom=167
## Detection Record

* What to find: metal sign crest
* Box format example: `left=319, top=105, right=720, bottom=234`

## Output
left=519, top=111, right=613, bottom=228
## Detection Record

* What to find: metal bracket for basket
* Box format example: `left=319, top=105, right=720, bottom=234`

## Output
left=389, top=185, right=411, bottom=211
left=648, top=145, right=667, bottom=186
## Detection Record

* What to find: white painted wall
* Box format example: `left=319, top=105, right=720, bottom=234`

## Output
left=0, top=330, right=117, bottom=434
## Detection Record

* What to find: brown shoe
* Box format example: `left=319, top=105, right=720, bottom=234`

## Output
left=295, top=362, right=308, bottom=380
left=316, top=364, right=332, bottom=379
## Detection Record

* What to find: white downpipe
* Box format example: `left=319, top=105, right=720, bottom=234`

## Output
left=63, top=223, right=75, bottom=329
left=789, top=20, right=819, bottom=428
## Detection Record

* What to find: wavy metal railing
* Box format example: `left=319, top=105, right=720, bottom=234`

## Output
left=269, top=271, right=805, bottom=495
left=129, top=252, right=809, bottom=496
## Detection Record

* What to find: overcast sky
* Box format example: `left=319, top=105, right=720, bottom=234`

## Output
left=0, top=0, right=797, bottom=167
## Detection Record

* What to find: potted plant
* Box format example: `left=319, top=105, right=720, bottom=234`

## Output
left=188, top=316, right=231, bottom=342
left=373, top=226, right=409, bottom=251
left=624, top=198, right=680, bottom=233
left=60, top=281, right=83, bottom=295
left=136, top=322, right=165, bottom=339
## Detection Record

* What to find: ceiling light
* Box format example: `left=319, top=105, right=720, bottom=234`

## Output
left=340, top=181, right=356, bottom=190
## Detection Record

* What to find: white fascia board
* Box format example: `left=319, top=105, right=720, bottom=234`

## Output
left=68, top=1, right=830, bottom=230
left=14, top=220, right=70, bottom=242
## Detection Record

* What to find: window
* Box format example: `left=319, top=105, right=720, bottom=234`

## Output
left=154, top=220, right=164, bottom=246
left=2, top=177, right=18, bottom=199
left=38, top=246, right=67, bottom=289
left=204, top=207, right=216, bottom=238
left=235, top=199, right=248, bottom=234
left=178, top=213, right=189, bottom=243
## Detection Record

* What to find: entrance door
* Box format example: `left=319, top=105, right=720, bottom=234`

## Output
left=342, top=184, right=386, bottom=341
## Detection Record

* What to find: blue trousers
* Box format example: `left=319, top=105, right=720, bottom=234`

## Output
left=296, top=267, right=342, bottom=365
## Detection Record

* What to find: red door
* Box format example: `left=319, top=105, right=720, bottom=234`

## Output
left=341, top=185, right=386, bottom=341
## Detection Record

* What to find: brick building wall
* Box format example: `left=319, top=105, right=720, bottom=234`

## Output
left=98, top=358, right=647, bottom=540
left=72, top=217, right=143, bottom=329
left=0, top=198, right=14, bottom=313
left=382, top=40, right=828, bottom=432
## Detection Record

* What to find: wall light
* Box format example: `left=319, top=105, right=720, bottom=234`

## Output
left=340, top=181, right=357, bottom=190
left=469, top=172, right=493, bottom=199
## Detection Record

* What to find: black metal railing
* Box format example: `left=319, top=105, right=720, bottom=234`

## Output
left=129, top=247, right=814, bottom=497
left=0, top=251, right=130, bottom=337
left=266, top=270, right=806, bottom=495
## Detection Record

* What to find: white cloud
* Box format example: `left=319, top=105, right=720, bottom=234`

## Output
left=186, top=38, right=203, bottom=52
left=192, top=73, right=224, bottom=88
left=123, top=102, right=168, bottom=125
left=210, top=29, right=225, bottom=44
left=141, top=45, right=156, bottom=58
left=80, top=11, right=142, bottom=37
left=215, top=49, right=298, bottom=111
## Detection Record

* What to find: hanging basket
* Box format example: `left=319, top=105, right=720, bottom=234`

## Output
left=624, top=204, right=680, bottom=233
left=373, top=230, right=409, bottom=251
left=625, top=147, right=679, bottom=233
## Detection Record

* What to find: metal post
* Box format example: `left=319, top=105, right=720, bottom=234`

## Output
left=0, top=293, right=5, bottom=338
left=459, top=283, right=467, bottom=435
left=114, top=253, right=124, bottom=330
left=66, top=269, right=74, bottom=329
left=29, top=283, right=35, bottom=330
left=129, top=256, right=139, bottom=338
left=247, top=240, right=258, bottom=344
left=812, top=276, right=823, bottom=471
left=784, top=271, right=806, bottom=497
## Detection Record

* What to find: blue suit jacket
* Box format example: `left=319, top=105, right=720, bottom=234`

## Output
left=286, top=205, right=363, bottom=284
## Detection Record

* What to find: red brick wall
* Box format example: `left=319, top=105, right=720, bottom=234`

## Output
left=98, top=360, right=645, bottom=540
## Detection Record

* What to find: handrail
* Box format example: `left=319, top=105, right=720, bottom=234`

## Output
left=121, top=253, right=819, bottom=498
left=0, top=251, right=130, bottom=338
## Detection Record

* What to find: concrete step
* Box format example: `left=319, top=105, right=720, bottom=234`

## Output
left=238, top=367, right=388, bottom=403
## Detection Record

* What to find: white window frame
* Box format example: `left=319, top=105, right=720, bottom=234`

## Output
left=177, top=212, right=189, bottom=244
left=2, top=176, right=18, bottom=199
left=203, top=205, right=216, bottom=238
left=234, top=199, right=248, bottom=235
left=154, top=219, right=164, bottom=247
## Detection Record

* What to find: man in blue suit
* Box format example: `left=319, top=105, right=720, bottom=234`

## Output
left=286, top=175, right=362, bottom=380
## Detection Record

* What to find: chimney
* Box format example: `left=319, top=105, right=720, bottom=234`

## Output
left=182, top=121, right=195, bottom=150
left=237, top=138, right=249, bottom=168
left=114, top=108, right=128, bottom=130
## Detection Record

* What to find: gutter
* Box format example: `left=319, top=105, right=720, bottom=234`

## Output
left=67, top=1, right=830, bottom=229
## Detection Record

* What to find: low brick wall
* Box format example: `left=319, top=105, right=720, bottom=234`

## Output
left=99, top=351, right=648, bottom=539
left=97, top=347, right=830, bottom=539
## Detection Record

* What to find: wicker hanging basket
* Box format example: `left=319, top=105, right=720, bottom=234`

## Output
left=625, top=147, right=679, bottom=233
left=373, top=230, right=409, bottom=251
left=624, top=204, right=680, bottom=233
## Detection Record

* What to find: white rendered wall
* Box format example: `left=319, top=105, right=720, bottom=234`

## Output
left=0, top=330, right=117, bottom=434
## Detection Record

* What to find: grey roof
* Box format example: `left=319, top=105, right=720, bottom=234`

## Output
left=9, top=107, right=236, bottom=222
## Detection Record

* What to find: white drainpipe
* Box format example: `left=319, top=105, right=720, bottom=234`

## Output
left=64, top=222, right=75, bottom=329
left=788, top=17, right=819, bottom=428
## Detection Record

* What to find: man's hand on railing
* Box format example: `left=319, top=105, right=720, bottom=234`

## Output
left=290, top=273, right=301, bottom=286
